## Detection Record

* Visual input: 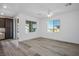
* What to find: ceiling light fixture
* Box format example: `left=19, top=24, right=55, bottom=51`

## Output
left=47, top=10, right=53, bottom=18
left=47, top=12, right=53, bottom=18
left=1, top=12, right=4, bottom=15
left=48, top=14, right=52, bottom=18
left=3, top=5, right=7, bottom=9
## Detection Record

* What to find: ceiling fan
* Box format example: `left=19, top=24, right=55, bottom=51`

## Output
left=37, top=3, right=72, bottom=18
left=65, top=3, right=72, bottom=7
left=37, top=9, right=54, bottom=19
left=47, top=3, right=72, bottom=18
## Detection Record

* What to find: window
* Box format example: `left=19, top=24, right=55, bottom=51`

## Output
left=48, top=19, right=60, bottom=32
left=25, top=21, right=37, bottom=32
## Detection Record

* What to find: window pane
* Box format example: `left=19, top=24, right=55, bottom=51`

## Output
left=48, top=19, right=60, bottom=32
left=25, top=21, right=37, bottom=32
left=48, top=20, right=53, bottom=32
left=53, top=20, right=60, bottom=32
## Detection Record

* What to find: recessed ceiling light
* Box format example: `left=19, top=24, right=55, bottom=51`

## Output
left=3, top=5, right=7, bottom=9
left=1, top=12, right=4, bottom=15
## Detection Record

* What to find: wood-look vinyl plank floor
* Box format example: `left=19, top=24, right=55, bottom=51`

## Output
left=0, top=38, right=79, bottom=56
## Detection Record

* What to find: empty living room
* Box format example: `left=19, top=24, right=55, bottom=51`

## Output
left=0, top=2, right=79, bottom=57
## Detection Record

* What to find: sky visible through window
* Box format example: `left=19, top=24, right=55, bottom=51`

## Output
left=48, top=19, right=60, bottom=32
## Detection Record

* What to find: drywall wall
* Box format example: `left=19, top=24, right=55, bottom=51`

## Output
left=40, top=10, right=79, bottom=44
left=15, top=14, right=40, bottom=41
left=14, top=10, right=79, bottom=44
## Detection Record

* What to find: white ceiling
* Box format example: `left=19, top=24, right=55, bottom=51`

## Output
left=0, top=3, right=79, bottom=18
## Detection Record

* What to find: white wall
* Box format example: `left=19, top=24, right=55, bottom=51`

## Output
left=40, top=10, right=79, bottom=44
left=14, top=10, right=79, bottom=44
left=15, top=14, right=40, bottom=41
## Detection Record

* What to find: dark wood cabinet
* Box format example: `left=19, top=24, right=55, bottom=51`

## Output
left=0, top=18, right=5, bottom=28
left=5, top=18, right=13, bottom=39
left=0, top=18, right=13, bottom=39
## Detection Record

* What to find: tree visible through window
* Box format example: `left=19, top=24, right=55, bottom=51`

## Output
left=25, top=21, right=37, bottom=32
left=48, top=19, right=60, bottom=32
